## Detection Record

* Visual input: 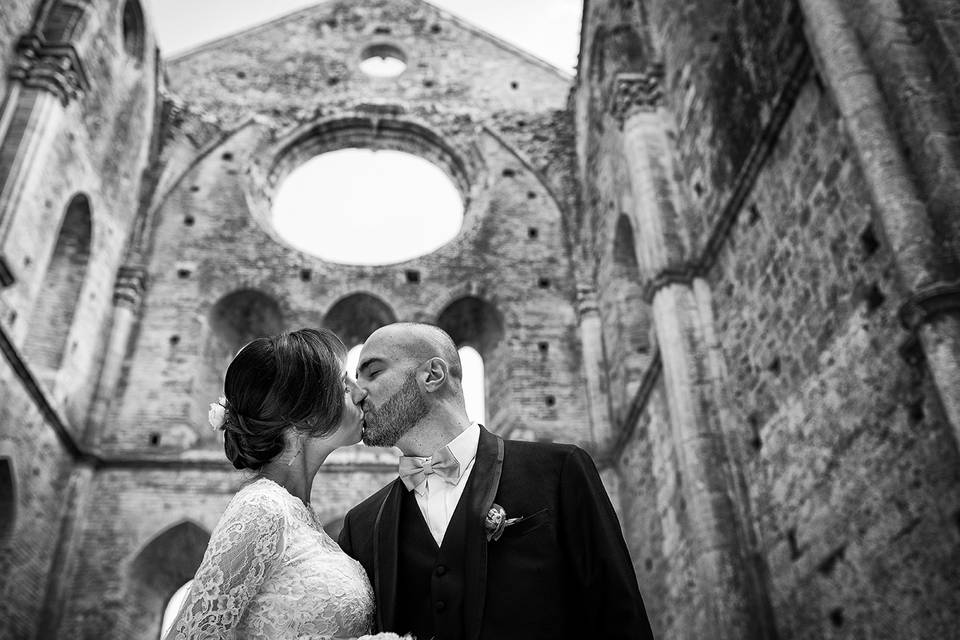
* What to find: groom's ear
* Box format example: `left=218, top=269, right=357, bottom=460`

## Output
left=422, top=357, right=448, bottom=393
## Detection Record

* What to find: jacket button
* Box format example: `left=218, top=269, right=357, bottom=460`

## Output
left=435, top=564, right=447, bottom=576
left=435, top=600, right=446, bottom=612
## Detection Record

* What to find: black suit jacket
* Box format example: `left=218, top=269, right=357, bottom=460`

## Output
left=338, top=427, right=655, bottom=640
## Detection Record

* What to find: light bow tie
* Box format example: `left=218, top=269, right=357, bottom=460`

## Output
left=398, top=446, right=461, bottom=491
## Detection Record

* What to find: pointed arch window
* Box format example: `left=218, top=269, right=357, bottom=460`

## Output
left=459, top=345, right=485, bottom=424
left=128, top=521, right=209, bottom=638
left=23, top=194, right=92, bottom=378
left=122, top=0, right=146, bottom=61
left=0, top=458, right=15, bottom=542
left=159, top=580, right=193, bottom=638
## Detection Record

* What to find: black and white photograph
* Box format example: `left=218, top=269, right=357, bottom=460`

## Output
left=0, top=0, right=958, bottom=638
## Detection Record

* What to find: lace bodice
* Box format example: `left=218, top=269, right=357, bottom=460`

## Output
left=164, top=478, right=375, bottom=639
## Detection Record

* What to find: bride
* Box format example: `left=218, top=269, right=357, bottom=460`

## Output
left=162, top=328, right=403, bottom=639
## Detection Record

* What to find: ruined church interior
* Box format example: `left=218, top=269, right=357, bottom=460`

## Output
left=0, top=0, right=959, bottom=638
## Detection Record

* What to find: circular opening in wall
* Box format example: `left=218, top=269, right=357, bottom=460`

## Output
left=359, top=44, right=407, bottom=77
left=272, top=148, right=464, bottom=265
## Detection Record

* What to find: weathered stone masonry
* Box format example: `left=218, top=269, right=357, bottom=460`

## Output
left=0, top=0, right=959, bottom=638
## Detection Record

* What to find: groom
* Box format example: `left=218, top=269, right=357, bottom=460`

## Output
left=338, top=323, right=654, bottom=640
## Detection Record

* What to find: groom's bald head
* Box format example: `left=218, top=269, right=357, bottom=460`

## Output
left=362, top=322, right=462, bottom=381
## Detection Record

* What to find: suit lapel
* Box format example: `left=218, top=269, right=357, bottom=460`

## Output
left=373, top=479, right=404, bottom=631
left=463, top=426, right=504, bottom=640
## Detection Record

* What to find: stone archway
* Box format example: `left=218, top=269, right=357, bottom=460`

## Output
left=126, top=520, right=209, bottom=639
left=435, top=296, right=506, bottom=431
left=322, top=292, right=397, bottom=348
left=121, top=0, right=146, bottom=61
left=601, top=214, right=652, bottom=425
left=195, top=289, right=285, bottom=446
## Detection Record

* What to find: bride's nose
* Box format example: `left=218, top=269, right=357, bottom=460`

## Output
left=348, top=380, right=367, bottom=404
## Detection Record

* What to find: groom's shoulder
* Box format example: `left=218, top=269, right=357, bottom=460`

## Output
left=501, top=437, right=582, bottom=470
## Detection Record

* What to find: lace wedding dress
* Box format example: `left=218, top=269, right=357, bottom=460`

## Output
left=164, top=477, right=385, bottom=640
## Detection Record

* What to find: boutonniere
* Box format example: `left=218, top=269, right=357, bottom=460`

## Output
left=484, top=503, right=525, bottom=541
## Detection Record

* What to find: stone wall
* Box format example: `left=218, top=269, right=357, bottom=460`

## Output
left=576, top=0, right=960, bottom=638
left=2, top=0, right=960, bottom=638
left=58, top=465, right=397, bottom=639
left=0, top=335, right=77, bottom=640
left=0, top=0, right=158, bottom=433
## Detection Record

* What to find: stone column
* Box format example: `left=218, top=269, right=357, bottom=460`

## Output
left=0, top=34, right=89, bottom=288
left=84, top=265, right=147, bottom=445
left=615, top=67, right=773, bottom=639
left=36, top=464, right=94, bottom=640
left=577, top=283, right=614, bottom=452
left=798, top=0, right=960, bottom=448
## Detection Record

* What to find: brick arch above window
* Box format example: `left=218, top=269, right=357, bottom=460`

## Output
left=323, top=292, right=397, bottom=348
left=435, top=295, right=505, bottom=360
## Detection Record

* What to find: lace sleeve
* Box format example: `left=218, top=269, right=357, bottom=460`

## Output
left=163, top=488, right=287, bottom=640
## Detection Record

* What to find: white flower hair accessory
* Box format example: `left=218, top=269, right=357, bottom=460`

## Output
left=208, top=396, right=228, bottom=431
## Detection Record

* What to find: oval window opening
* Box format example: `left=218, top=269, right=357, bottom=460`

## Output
left=272, top=149, right=464, bottom=265
left=359, top=44, right=407, bottom=77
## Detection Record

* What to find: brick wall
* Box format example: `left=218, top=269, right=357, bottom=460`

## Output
left=708, top=75, right=960, bottom=640
left=0, top=357, right=76, bottom=640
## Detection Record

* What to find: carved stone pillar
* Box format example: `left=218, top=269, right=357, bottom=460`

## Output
left=577, top=283, right=614, bottom=452
left=84, top=265, right=146, bottom=444
left=0, top=34, right=90, bottom=288
left=36, top=464, right=94, bottom=639
left=617, top=66, right=773, bottom=639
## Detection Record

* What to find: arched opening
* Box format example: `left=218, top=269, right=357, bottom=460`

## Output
left=23, top=194, right=92, bottom=378
left=359, top=44, right=407, bottom=77
left=601, top=214, right=652, bottom=424
left=0, top=458, right=15, bottom=543
left=436, top=297, right=505, bottom=431
left=323, top=293, right=396, bottom=348
left=459, top=345, right=485, bottom=424
left=208, top=289, right=284, bottom=356
left=198, top=289, right=284, bottom=444
left=346, top=344, right=363, bottom=378
left=122, top=0, right=146, bottom=61
left=272, top=149, right=464, bottom=265
left=159, top=580, right=193, bottom=638
left=41, top=1, right=88, bottom=41
left=127, top=521, right=209, bottom=639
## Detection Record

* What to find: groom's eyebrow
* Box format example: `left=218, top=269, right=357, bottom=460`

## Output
left=357, top=357, right=384, bottom=377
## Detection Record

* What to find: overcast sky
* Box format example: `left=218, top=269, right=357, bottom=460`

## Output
left=143, top=0, right=583, bottom=72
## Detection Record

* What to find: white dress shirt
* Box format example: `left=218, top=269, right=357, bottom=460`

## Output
left=410, top=422, right=481, bottom=546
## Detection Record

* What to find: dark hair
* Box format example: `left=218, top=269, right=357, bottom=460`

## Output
left=221, top=328, right=347, bottom=470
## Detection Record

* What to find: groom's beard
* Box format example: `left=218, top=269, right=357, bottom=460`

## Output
left=361, top=371, right=429, bottom=447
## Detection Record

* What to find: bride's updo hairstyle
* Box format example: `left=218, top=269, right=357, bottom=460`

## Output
left=220, top=328, right=347, bottom=471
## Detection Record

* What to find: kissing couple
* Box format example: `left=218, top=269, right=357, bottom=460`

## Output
left=163, top=323, right=655, bottom=639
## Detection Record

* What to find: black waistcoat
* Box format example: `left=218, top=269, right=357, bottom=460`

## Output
left=394, top=478, right=473, bottom=640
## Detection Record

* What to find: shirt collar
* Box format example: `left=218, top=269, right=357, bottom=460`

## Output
left=445, top=422, right=481, bottom=471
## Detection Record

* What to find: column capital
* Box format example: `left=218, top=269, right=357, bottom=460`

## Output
left=643, top=265, right=698, bottom=302
left=8, top=35, right=89, bottom=106
left=576, top=283, right=600, bottom=318
left=113, top=265, right=148, bottom=308
left=898, top=280, right=960, bottom=330
left=608, top=63, right=665, bottom=124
